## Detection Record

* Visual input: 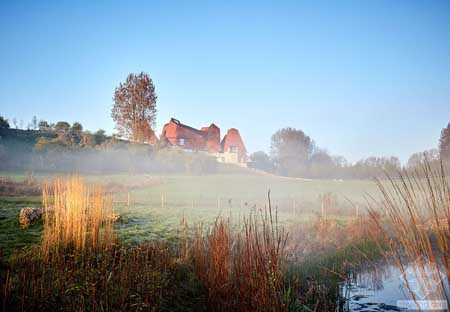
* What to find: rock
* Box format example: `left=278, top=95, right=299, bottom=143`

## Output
left=109, top=213, right=123, bottom=223
left=19, top=207, right=43, bottom=227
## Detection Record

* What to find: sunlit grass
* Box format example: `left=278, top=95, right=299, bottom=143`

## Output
left=41, top=176, right=114, bottom=260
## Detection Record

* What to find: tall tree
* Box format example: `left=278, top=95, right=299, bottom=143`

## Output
left=439, top=123, right=450, bottom=160
left=112, top=72, right=157, bottom=143
left=270, top=127, right=314, bottom=177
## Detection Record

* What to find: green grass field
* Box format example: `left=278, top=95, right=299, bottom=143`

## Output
left=0, top=172, right=381, bottom=257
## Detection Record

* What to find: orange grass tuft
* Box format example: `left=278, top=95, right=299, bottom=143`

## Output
left=41, top=176, right=114, bottom=260
left=189, top=192, right=288, bottom=312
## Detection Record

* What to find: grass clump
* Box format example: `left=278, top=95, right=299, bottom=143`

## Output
left=369, top=160, right=450, bottom=305
left=188, top=194, right=288, bottom=311
left=41, top=176, right=114, bottom=260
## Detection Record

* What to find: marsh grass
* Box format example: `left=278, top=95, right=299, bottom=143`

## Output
left=41, top=176, right=114, bottom=260
left=1, top=181, right=294, bottom=311
left=1, top=177, right=204, bottom=311
left=187, top=193, right=289, bottom=311
left=369, top=160, right=450, bottom=305
left=0, top=176, right=387, bottom=311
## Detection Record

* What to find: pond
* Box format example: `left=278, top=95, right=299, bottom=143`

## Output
left=340, top=260, right=449, bottom=311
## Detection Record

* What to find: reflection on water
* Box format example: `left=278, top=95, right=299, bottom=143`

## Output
left=340, top=260, right=449, bottom=311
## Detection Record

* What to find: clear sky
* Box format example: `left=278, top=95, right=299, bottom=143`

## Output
left=1, top=1, right=450, bottom=163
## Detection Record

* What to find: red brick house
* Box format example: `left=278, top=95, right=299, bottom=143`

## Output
left=161, top=118, right=247, bottom=165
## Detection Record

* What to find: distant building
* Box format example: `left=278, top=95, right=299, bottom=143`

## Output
left=161, top=118, right=247, bottom=165
left=219, top=128, right=247, bottom=164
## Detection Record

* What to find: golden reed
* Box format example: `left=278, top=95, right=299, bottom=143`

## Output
left=41, top=176, right=114, bottom=260
left=369, top=160, right=450, bottom=305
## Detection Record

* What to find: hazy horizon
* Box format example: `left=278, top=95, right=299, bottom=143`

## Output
left=2, top=0, right=450, bottom=163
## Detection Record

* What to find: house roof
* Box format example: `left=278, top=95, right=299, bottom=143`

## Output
left=167, top=118, right=206, bottom=136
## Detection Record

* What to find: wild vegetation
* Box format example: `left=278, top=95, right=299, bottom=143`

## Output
left=368, top=160, right=450, bottom=307
left=1, top=153, right=449, bottom=310
left=0, top=175, right=40, bottom=196
left=0, top=176, right=387, bottom=311
left=0, top=126, right=218, bottom=174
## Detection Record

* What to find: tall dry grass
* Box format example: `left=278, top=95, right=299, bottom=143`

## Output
left=369, top=160, right=450, bottom=305
left=2, top=177, right=203, bottom=311
left=189, top=193, right=288, bottom=312
left=41, top=176, right=114, bottom=260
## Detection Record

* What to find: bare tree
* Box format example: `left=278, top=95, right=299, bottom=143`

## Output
left=407, top=149, right=439, bottom=169
left=112, top=72, right=157, bottom=143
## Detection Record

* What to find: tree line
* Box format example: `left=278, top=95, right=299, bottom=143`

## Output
left=249, top=123, right=450, bottom=179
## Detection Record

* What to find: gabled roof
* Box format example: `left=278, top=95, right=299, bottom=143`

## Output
left=167, top=118, right=206, bottom=136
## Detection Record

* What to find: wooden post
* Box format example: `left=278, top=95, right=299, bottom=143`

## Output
left=161, top=193, right=164, bottom=209
left=127, top=192, right=130, bottom=208
left=321, top=197, right=325, bottom=218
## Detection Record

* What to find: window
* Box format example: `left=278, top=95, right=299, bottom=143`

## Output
left=229, top=146, right=238, bottom=153
left=179, top=138, right=185, bottom=146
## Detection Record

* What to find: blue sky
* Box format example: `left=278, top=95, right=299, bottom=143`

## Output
left=1, top=1, right=450, bottom=163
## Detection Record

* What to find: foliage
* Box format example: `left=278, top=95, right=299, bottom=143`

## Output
left=54, top=121, right=71, bottom=132
left=38, top=120, right=51, bottom=131
left=94, top=129, right=107, bottom=145
left=269, top=127, right=402, bottom=179
left=71, top=121, right=83, bottom=132
left=0, top=116, right=10, bottom=129
left=249, top=151, right=274, bottom=172
left=112, top=72, right=157, bottom=143
left=439, top=122, right=450, bottom=161
left=271, top=127, right=314, bottom=177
